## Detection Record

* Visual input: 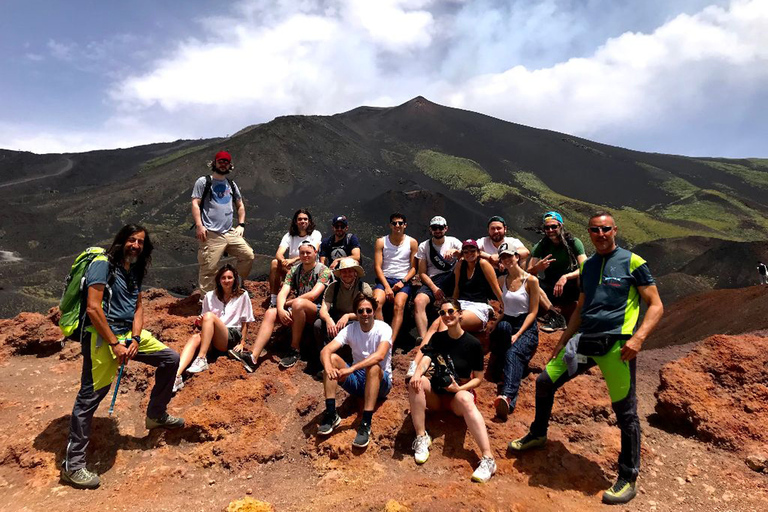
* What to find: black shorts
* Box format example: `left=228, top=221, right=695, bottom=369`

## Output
left=416, top=271, right=455, bottom=301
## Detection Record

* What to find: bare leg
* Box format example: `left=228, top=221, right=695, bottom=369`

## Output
left=413, top=293, right=431, bottom=339
left=197, top=312, right=230, bottom=358
left=363, top=365, right=382, bottom=411
left=373, top=288, right=387, bottom=321
left=390, top=292, right=408, bottom=342
left=539, top=290, right=552, bottom=313
left=290, top=298, right=318, bottom=350
left=459, top=310, right=484, bottom=333
left=450, top=390, right=493, bottom=458
left=412, top=318, right=444, bottom=366
left=323, top=353, right=347, bottom=399
left=407, top=376, right=441, bottom=436
left=250, top=308, right=279, bottom=357
left=177, top=334, right=201, bottom=376
left=269, top=259, right=282, bottom=295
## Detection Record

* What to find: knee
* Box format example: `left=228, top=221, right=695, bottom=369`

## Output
left=367, top=364, right=382, bottom=378
left=167, top=350, right=180, bottom=367
left=202, top=311, right=216, bottom=323
left=455, top=392, right=475, bottom=411
left=270, top=259, right=279, bottom=272
left=393, top=301, right=404, bottom=314
left=414, top=296, right=428, bottom=310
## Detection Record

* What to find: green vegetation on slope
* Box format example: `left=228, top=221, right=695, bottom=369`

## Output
left=636, top=162, right=699, bottom=199
left=698, top=160, right=768, bottom=190
left=141, top=142, right=214, bottom=172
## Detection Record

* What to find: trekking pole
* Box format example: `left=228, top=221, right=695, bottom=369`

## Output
left=108, top=363, right=126, bottom=416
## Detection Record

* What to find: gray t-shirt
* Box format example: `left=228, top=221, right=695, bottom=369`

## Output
left=85, top=259, right=141, bottom=335
left=192, top=176, right=242, bottom=234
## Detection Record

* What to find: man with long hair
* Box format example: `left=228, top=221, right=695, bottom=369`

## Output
left=268, top=208, right=322, bottom=307
left=61, top=224, right=184, bottom=490
left=192, top=150, right=254, bottom=295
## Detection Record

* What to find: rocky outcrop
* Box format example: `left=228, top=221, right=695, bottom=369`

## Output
left=655, top=334, right=768, bottom=452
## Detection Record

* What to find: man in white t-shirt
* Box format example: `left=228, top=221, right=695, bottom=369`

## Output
left=318, top=294, right=393, bottom=449
left=269, top=209, right=322, bottom=306
left=476, top=215, right=529, bottom=271
left=413, top=216, right=462, bottom=339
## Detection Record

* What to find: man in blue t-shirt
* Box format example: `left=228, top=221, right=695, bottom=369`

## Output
left=61, top=225, right=184, bottom=490
left=509, top=211, right=663, bottom=506
left=319, top=215, right=361, bottom=270
left=191, top=151, right=254, bottom=294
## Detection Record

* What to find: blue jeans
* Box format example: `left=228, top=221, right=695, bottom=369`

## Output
left=490, top=314, right=539, bottom=412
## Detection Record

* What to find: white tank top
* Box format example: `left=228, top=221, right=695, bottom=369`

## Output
left=381, top=235, right=413, bottom=280
left=502, top=274, right=530, bottom=317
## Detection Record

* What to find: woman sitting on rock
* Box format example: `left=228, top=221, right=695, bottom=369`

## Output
left=490, top=245, right=540, bottom=421
left=407, top=298, right=496, bottom=483
left=174, top=264, right=254, bottom=392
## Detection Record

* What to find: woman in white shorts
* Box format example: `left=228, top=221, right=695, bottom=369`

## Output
left=451, top=239, right=503, bottom=331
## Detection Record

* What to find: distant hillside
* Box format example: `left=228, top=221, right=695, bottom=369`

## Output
left=1, top=96, right=767, bottom=316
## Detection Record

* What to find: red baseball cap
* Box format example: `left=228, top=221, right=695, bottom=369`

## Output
left=214, top=151, right=231, bottom=162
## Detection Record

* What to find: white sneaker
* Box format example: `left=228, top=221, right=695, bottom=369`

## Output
left=187, top=356, right=209, bottom=373
left=405, top=360, right=417, bottom=380
left=471, top=456, right=496, bottom=483
left=412, top=433, right=431, bottom=464
left=172, top=375, right=184, bottom=393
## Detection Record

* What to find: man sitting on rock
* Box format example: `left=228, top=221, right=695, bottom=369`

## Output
left=317, top=293, right=393, bottom=449
left=239, top=241, right=332, bottom=371
left=476, top=215, right=529, bottom=271
left=61, top=224, right=184, bottom=490
left=319, top=215, right=361, bottom=269
left=508, top=211, right=663, bottom=505
left=314, top=258, right=373, bottom=350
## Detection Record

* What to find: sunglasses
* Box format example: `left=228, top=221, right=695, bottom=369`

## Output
left=438, top=308, right=457, bottom=317
left=357, top=308, right=373, bottom=314
left=543, top=225, right=559, bottom=231
left=462, top=247, right=477, bottom=252
left=333, top=224, right=346, bottom=229
left=430, top=225, right=446, bottom=230
left=391, top=221, right=405, bottom=226
left=216, top=159, right=230, bottom=164
left=588, top=226, right=614, bottom=234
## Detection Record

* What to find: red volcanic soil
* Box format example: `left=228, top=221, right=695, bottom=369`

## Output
left=0, top=282, right=766, bottom=511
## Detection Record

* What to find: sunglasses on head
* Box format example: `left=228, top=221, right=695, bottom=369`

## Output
left=543, top=225, right=559, bottom=231
left=588, top=226, right=614, bottom=234
left=391, top=221, right=405, bottom=226
left=357, top=307, right=373, bottom=314
left=438, top=308, right=457, bottom=317
left=430, top=225, right=446, bottom=230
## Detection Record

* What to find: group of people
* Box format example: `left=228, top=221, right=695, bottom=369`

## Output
left=61, top=151, right=663, bottom=506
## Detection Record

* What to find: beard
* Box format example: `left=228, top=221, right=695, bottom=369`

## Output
left=217, top=167, right=231, bottom=175
left=490, top=233, right=504, bottom=243
left=432, top=233, right=445, bottom=240
left=125, top=254, right=138, bottom=265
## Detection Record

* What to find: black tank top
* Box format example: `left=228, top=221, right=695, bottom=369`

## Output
left=458, top=261, right=493, bottom=303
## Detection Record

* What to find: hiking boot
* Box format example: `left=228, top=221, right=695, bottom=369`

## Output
left=186, top=356, right=208, bottom=373
left=412, top=432, right=432, bottom=464
left=471, top=456, right=497, bottom=483
left=508, top=432, right=547, bottom=451
left=405, top=360, right=417, bottom=382
left=279, top=348, right=300, bottom=369
left=352, top=422, right=372, bottom=448
left=146, top=412, right=185, bottom=430
left=494, top=395, right=511, bottom=421
left=551, top=310, right=567, bottom=331
left=172, top=375, right=184, bottom=394
left=240, top=352, right=257, bottom=373
left=317, top=411, right=341, bottom=436
left=602, top=478, right=637, bottom=504
left=60, top=467, right=100, bottom=489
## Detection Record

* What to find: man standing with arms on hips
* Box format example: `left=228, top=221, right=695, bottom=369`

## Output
left=508, top=211, right=663, bottom=505
left=192, top=151, right=254, bottom=295
left=61, top=225, right=184, bottom=490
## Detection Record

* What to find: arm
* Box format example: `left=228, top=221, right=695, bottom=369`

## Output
left=235, top=198, right=246, bottom=225
left=404, top=238, right=419, bottom=282
left=515, top=245, right=530, bottom=262
left=553, top=253, right=588, bottom=297
left=86, top=285, right=129, bottom=363
left=455, top=369, right=484, bottom=392
left=452, top=264, right=462, bottom=299
left=349, top=246, right=361, bottom=264
left=621, top=285, right=664, bottom=361
left=409, top=354, right=433, bottom=392
left=513, top=276, right=540, bottom=341
left=275, top=244, right=292, bottom=265
left=237, top=322, right=249, bottom=350
left=276, top=283, right=293, bottom=325
left=418, top=258, right=441, bottom=299
left=126, top=291, right=144, bottom=359
left=191, top=198, right=206, bottom=241
left=297, top=281, right=326, bottom=303
left=321, top=339, right=343, bottom=379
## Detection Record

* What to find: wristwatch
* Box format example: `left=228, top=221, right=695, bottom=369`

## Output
left=238, top=222, right=246, bottom=227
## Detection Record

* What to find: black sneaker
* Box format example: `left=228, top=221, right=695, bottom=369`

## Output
left=539, top=311, right=558, bottom=333
left=279, top=348, right=300, bottom=368
left=352, top=422, right=372, bottom=448
left=317, top=411, right=341, bottom=436
left=228, top=347, right=245, bottom=361
left=602, top=478, right=637, bottom=504
left=240, top=352, right=257, bottom=373
left=552, top=310, right=567, bottom=331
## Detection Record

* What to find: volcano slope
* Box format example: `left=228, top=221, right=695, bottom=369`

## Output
left=3, top=96, right=768, bottom=316
left=0, top=282, right=766, bottom=511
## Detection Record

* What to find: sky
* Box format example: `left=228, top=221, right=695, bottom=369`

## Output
left=1, top=0, right=766, bottom=157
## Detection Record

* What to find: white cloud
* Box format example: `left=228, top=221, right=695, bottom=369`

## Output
left=47, top=39, right=76, bottom=61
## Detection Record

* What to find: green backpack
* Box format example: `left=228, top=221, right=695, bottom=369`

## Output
left=59, top=247, right=115, bottom=341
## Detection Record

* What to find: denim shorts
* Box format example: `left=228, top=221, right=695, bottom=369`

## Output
left=341, top=366, right=392, bottom=399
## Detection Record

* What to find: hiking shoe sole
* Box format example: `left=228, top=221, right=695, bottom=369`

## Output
left=317, top=414, right=341, bottom=436
left=494, top=396, right=510, bottom=421
left=60, top=468, right=100, bottom=489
